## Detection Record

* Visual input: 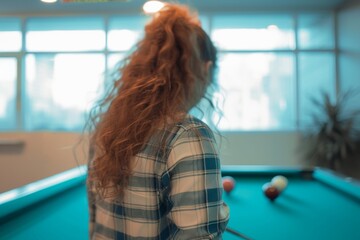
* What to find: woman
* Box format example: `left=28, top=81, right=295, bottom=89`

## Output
left=87, top=3, right=229, bottom=239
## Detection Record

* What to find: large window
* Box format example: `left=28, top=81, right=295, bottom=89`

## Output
left=211, top=14, right=297, bottom=131
left=297, top=13, right=336, bottom=129
left=21, top=17, right=107, bottom=131
left=0, top=18, right=21, bottom=131
left=209, top=13, right=335, bottom=131
left=211, top=14, right=295, bottom=50
left=0, top=58, right=17, bottom=130
left=298, top=53, right=336, bottom=127
left=216, top=53, right=295, bottom=130
left=0, top=12, right=337, bottom=132
left=24, top=54, right=105, bottom=131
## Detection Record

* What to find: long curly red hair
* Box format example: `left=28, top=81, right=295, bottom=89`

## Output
left=87, top=3, right=217, bottom=198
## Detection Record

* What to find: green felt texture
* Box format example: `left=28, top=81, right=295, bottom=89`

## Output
left=1, top=169, right=360, bottom=240
left=0, top=184, right=89, bottom=240
left=223, top=175, right=360, bottom=240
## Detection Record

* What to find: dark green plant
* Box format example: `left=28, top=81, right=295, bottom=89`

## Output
left=305, top=90, right=360, bottom=170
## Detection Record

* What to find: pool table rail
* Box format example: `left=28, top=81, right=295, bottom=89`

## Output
left=1, top=164, right=359, bottom=222
left=0, top=165, right=87, bottom=220
left=221, top=165, right=314, bottom=177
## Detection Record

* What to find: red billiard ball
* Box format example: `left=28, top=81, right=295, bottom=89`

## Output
left=262, top=182, right=280, bottom=201
left=222, top=176, right=235, bottom=193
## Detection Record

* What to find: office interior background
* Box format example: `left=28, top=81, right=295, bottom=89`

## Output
left=0, top=0, right=359, bottom=193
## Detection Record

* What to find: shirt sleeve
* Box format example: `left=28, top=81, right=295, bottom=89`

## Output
left=166, top=124, right=230, bottom=239
left=86, top=162, right=96, bottom=239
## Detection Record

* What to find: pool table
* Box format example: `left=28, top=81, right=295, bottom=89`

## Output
left=0, top=166, right=360, bottom=240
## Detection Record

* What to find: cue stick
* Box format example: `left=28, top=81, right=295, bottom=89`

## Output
left=226, top=227, right=253, bottom=240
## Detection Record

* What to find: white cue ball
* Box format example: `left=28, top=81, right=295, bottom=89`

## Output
left=271, top=175, right=288, bottom=192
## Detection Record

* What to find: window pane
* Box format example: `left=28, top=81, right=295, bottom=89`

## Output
left=107, top=16, right=148, bottom=51
left=211, top=14, right=294, bottom=50
left=0, top=18, right=22, bottom=52
left=298, top=13, right=334, bottom=49
left=108, top=53, right=126, bottom=74
left=0, top=58, right=17, bottom=130
left=216, top=53, right=295, bottom=131
left=25, top=54, right=105, bottom=131
left=105, top=53, right=126, bottom=89
left=299, top=53, right=336, bottom=127
left=26, top=17, right=105, bottom=51
left=107, top=30, right=142, bottom=51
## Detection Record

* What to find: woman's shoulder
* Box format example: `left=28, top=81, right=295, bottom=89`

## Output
left=176, top=115, right=207, bottom=129
left=175, top=115, right=215, bottom=139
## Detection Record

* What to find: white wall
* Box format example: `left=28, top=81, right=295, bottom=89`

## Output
left=218, top=132, right=305, bottom=166
left=0, top=132, right=87, bottom=192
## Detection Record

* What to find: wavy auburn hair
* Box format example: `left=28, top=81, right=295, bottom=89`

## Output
left=87, top=3, right=217, bottom=198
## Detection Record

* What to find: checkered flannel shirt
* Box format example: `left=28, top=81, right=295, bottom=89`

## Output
left=87, top=115, right=230, bottom=239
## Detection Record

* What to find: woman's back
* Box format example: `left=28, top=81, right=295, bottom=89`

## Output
left=88, top=115, right=229, bottom=239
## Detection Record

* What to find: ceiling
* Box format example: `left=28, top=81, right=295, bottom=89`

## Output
left=0, top=0, right=353, bottom=16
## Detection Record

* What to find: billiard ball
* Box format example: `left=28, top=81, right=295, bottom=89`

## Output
left=262, top=182, right=280, bottom=201
left=222, top=176, right=235, bottom=193
left=271, top=175, right=288, bottom=192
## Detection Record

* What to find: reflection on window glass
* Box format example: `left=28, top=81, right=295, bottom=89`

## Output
left=0, top=58, right=17, bottom=130
left=211, top=14, right=294, bottom=50
left=298, top=53, right=336, bottom=128
left=0, top=18, right=22, bottom=52
left=298, top=13, right=334, bottom=49
left=26, top=17, right=105, bottom=52
left=215, top=53, right=295, bottom=131
left=25, top=54, right=105, bottom=131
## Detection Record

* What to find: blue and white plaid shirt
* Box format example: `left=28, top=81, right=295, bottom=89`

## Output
left=87, top=115, right=230, bottom=239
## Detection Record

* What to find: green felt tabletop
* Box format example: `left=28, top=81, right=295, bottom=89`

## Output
left=0, top=184, right=89, bottom=240
left=1, top=166, right=360, bottom=240
left=222, top=175, right=360, bottom=240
